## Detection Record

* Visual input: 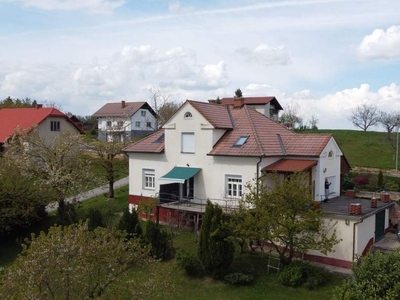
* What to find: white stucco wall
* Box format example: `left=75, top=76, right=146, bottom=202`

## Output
left=130, top=109, right=157, bottom=131
left=307, top=217, right=355, bottom=263
left=38, top=117, right=81, bottom=144
left=316, top=138, right=343, bottom=201
left=97, top=116, right=130, bottom=132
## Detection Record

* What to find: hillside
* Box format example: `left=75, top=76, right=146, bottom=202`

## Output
left=304, top=130, right=397, bottom=170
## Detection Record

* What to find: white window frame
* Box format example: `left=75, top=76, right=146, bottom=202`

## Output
left=143, top=169, right=155, bottom=190
left=141, top=110, right=146, bottom=117
left=328, top=150, right=334, bottom=160
left=184, top=111, right=193, bottom=119
left=225, top=175, right=243, bottom=198
left=181, top=132, right=195, bottom=153
left=135, top=121, right=141, bottom=128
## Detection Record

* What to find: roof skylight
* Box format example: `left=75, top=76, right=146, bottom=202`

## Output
left=233, top=136, right=249, bottom=147
left=155, top=133, right=165, bottom=143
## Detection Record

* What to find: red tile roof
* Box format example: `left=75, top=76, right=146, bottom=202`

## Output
left=263, top=159, right=318, bottom=172
left=209, top=106, right=295, bottom=157
left=125, top=101, right=334, bottom=159
left=92, top=101, right=156, bottom=118
left=188, top=100, right=233, bottom=129
left=123, top=129, right=165, bottom=153
left=0, top=107, right=82, bottom=143
left=220, top=97, right=283, bottom=110
left=282, top=134, right=332, bottom=156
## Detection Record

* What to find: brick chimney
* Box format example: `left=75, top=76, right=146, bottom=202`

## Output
left=35, top=104, right=43, bottom=109
left=121, top=100, right=126, bottom=108
left=233, top=98, right=244, bottom=108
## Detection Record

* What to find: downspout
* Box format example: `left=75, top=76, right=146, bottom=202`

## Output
left=352, top=219, right=363, bottom=262
left=256, top=156, right=263, bottom=195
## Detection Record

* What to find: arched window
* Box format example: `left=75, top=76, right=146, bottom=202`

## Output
left=328, top=150, right=334, bottom=158
left=184, top=112, right=193, bottom=119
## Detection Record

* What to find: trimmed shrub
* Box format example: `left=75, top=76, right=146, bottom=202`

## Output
left=87, top=208, right=105, bottom=231
left=278, top=261, right=328, bottom=290
left=353, top=173, right=372, bottom=188
left=224, top=272, right=255, bottom=285
left=175, top=249, right=204, bottom=277
left=146, top=220, right=172, bottom=260
left=278, top=263, right=304, bottom=287
left=118, top=208, right=142, bottom=238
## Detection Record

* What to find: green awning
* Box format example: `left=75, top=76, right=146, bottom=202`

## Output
left=159, top=167, right=201, bottom=184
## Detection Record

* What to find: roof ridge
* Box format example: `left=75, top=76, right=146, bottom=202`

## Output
left=244, top=106, right=265, bottom=156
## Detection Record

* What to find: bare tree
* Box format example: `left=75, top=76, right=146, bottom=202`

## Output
left=149, top=88, right=180, bottom=128
left=308, top=115, right=319, bottom=130
left=349, top=103, right=380, bottom=132
left=379, top=111, right=400, bottom=152
left=279, top=102, right=303, bottom=129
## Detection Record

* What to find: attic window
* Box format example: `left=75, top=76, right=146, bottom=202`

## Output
left=184, top=112, right=193, bottom=119
left=328, top=150, right=334, bottom=158
left=155, top=133, right=165, bottom=143
left=233, top=136, right=249, bottom=147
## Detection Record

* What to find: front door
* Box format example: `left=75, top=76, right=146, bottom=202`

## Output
left=375, top=210, right=385, bottom=242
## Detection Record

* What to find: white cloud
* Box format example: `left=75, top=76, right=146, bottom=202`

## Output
left=286, top=83, right=400, bottom=129
left=236, top=44, right=291, bottom=66
left=357, top=25, right=400, bottom=60
left=13, top=0, right=125, bottom=14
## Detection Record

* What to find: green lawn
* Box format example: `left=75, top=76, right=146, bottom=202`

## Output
left=102, top=231, right=344, bottom=299
left=304, top=129, right=396, bottom=170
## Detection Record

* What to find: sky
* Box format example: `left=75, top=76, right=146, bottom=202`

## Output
left=0, top=0, right=399, bottom=129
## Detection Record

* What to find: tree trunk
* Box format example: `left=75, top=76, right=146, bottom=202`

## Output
left=108, top=180, right=114, bottom=199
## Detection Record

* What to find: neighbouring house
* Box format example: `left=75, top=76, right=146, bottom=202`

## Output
left=123, top=99, right=392, bottom=269
left=0, top=104, right=83, bottom=151
left=209, top=96, right=283, bottom=121
left=92, top=101, right=157, bottom=142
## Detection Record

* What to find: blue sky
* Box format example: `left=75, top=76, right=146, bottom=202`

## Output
left=0, top=0, right=399, bottom=129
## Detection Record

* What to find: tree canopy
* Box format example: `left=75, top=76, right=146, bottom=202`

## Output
left=0, top=96, right=35, bottom=108
left=5, top=130, right=95, bottom=224
left=238, top=172, right=340, bottom=265
left=0, top=156, right=48, bottom=237
left=0, top=222, right=147, bottom=299
left=333, top=249, right=400, bottom=300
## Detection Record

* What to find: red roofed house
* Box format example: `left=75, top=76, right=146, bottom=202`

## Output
left=0, top=104, right=83, bottom=151
left=92, top=101, right=157, bottom=142
left=124, top=99, right=392, bottom=269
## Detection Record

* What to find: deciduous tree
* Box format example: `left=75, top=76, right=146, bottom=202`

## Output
left=6, top=129, right=94, bottom=224
left=239, top=172, right=340, bottom=265
left=379, top=111, right=400, bottom=153
left=149, top=88, right=180, bottom=128
left=349, top=103, right=380, bottom=132
left=0, top=222, right=147, bottom=299
left=279, top=102, right=303, bottom=129
left=333, top=249, right=400, bottom=300
left=89, top=139, right=128, bottom=199
left=0, top=156, right=48, bottom=236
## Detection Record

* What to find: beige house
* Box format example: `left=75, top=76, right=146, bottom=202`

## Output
left=0, top=104, right=83, bottom=151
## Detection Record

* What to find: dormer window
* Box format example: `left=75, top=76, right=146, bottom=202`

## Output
left=184, top=112, right=193, bottom=119
left=233, top=136, right=249, bottom=147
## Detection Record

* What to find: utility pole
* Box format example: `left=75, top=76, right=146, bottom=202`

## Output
left=396, top=129, right=399, bottom=171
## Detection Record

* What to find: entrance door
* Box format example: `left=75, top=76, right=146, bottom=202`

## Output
left=375, top=210, right=385, bottom=242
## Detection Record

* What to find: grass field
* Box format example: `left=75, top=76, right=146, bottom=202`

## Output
left=304, top=129, right=397, bottom=170
left=102, top=235, right=344, bottom=300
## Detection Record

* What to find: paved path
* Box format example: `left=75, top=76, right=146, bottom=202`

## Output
left=46, top=176, right=129, bottom=212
